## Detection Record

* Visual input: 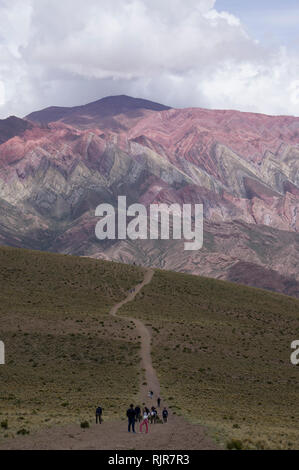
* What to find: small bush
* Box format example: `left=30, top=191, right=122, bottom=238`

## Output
left=1, top=420, right=8, bottom=430
left=17, top=428, right=30, bottom=435
left=80, top=421, right=90, bottom=429
left=227, top=439, right=243, bottom=450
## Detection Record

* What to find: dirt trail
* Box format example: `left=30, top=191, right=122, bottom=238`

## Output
left=0, top=269, right=219, bottom=450
left=110, top=269, right=160, bottom=402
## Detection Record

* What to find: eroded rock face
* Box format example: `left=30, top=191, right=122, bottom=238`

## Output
left=0, top=95, right=298, bottom=296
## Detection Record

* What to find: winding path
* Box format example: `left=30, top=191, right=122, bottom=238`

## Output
left=110, top=269, right=160, bottom=402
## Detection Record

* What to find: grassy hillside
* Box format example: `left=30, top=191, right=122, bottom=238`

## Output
left=0, top=246, right=144, bottom=438
left=119, top=269, right=299, bottom=450
left=1, top=246, right=298, bottom=449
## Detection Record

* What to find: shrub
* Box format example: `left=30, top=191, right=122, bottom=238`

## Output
left=227, top=439, right=243, bottom=450
left=17, top=428, right=30, bottom=435
left=80, top=421, right=90, bottom=429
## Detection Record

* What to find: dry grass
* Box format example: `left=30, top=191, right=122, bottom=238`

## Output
left=119, top=269, right=299, bottom=450
left=1, top=246, right=299, bottom=449
left=0, top=246, right=144, bottom=439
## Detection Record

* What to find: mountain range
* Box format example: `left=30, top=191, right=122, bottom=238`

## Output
left=0, top=95, right=298, bottom=296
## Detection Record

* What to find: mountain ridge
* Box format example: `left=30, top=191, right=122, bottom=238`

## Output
left=0, top=95, right=298, bottom=296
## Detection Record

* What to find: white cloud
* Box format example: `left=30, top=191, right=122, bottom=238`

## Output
left=0, top=81, right=5, bottom=106
left=0, top=0, right=298, bottom=118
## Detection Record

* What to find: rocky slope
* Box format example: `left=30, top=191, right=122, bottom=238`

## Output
left=0, top=95, right=298, bottom=296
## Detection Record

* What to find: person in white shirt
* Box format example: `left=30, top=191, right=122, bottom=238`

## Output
left=140, top=407, right=149, bottom=433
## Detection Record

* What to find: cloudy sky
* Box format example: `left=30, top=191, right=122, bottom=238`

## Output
left=0, top=0, right=298, bottom=118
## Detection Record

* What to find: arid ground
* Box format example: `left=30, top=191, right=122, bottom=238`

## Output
left=0, top=247, right=298, bottom=450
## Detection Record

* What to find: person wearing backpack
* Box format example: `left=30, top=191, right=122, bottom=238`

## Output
left=126, top=404, right=136, bottom=433
left=140, top=407, right=149, bottom=433
left=162, top=407, right=168, bottom=423
left=96, top=406, right=103, bottom=424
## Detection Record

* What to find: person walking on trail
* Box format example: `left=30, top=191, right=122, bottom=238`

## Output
left=162, top=407, right=169, bottom=423
left=96, top=406, right=103, bottom=424
left=140, top=408, right=149, bottom=433
left=150, top=407, right=157, bottom=424
left=157, top=397, right=161, bottom=408
left=127, top=404, right=136, bottom=433
left=135, top=405, right=141, bottom=422
left=148, top=390, right=153, bottom=399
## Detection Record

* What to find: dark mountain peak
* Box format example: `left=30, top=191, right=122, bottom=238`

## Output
left=0, top=116, right=33, bottom=145
left=26, top=95, right=171, bottom=126
left=88, top=94, right=171, bottom=111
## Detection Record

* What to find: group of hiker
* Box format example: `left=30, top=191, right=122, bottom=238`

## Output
left=95, top=393, right=169, bottom=434
left=127, top=397, right=169, bottom=434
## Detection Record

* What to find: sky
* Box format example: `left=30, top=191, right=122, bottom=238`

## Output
left=216, top=0, right=299, bottom=47
left=0, top=0, right=298, bottom=118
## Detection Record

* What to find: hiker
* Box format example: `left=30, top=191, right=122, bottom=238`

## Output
left=157, top=397, right=161, bottom=408
left=126, top=404, right=136, bottom=433
left=150, top=407, right=157, bottom=424
left=135, top=405, right=141, bottom=422
left=140, top=407, right=149, bottom=433
left=148, top=390, right=153, bottom=399
left=96, top=405, right=103, bottom=424
left=162, top=407, right=168, bottom=423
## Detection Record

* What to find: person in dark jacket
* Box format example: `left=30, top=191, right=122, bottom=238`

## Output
left=127, top=404, right=136, bottom=433
left=135, top=405, right=141, bottom=422
left=162, top=407, right=169, bottom=423
left=157, top=397, right=161, bottom=408
left=150, top=406, right=157, bottom=424
left=96, top=406, right=103, bottom=424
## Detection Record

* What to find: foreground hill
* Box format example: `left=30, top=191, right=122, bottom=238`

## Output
left=0, top=96, right=298, bottom=295
left=119, top=269, right=299, bottom=449
left=0, top=246, right=144, bottom=436
left=0, top=246, right=298, bottom=449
